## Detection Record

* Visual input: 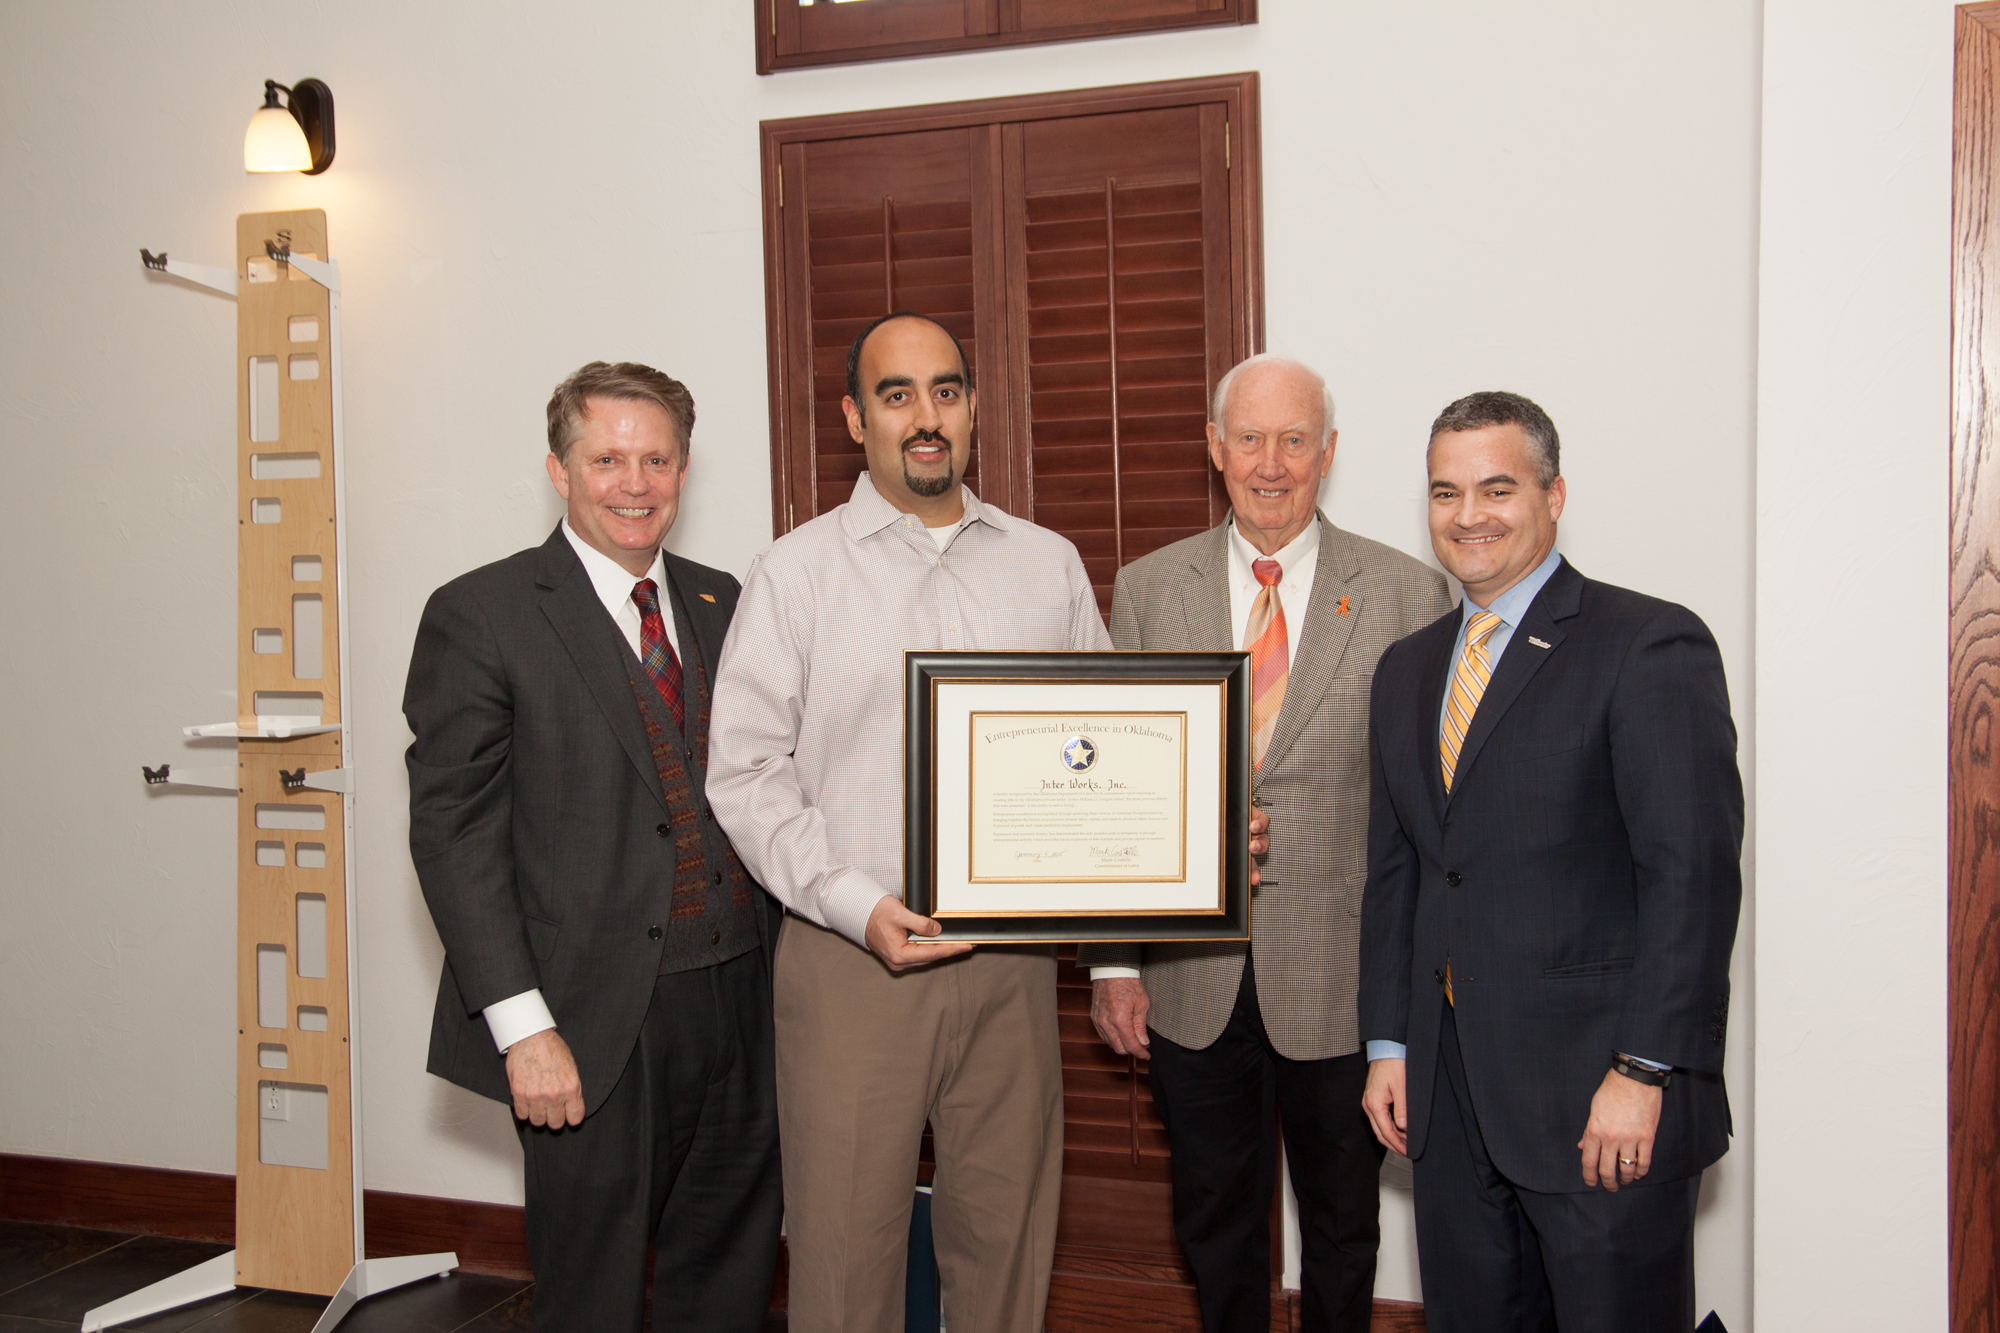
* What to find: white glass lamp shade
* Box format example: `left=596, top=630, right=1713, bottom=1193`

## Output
left=245, top=105, right=311, bottom=173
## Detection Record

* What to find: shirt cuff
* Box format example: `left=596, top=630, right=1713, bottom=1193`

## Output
left=483, top=988, right=556, bottom=1054
left=823, top=868, right=894, bottom=950
left=1089, top=967, right=1142, bottom=980
left=1617, top=1052, right=1672, bottom=1072
left=1366, top=1040, right=1409, bottom=1062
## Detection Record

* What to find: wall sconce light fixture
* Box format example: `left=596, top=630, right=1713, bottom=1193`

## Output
left=245, top=79, right=334, bottom=174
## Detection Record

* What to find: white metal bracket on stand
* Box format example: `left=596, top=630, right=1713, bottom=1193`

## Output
left=81, top=1252, right=238, bottom=1332
left=307, top=1253, right=461, bottom=1333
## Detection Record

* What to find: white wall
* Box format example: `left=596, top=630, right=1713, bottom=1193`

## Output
left=1753, top=2, right=1953, bottom=1328
left=0, top=0, right=1775, bottom=1323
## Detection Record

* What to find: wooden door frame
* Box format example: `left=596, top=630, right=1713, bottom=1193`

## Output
left=1951, top=8, right=2000, bottom=1332
left=757, top=72, right=1263, bottom=539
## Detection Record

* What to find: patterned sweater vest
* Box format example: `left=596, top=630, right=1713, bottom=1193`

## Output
left=627, top=632, right=759, bottom=975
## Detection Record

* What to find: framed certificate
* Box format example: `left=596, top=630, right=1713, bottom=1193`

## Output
left=904, top=651, right=1252, bottom=942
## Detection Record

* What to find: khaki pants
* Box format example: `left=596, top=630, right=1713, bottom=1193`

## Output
left=774, top=917, right=1062, bottom=1333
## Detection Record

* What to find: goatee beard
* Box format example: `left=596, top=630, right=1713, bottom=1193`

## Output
left=903, top=433, right=956, bottom=498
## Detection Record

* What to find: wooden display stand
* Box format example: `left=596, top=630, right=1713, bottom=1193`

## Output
left=97, top=211, right=454, bottom=1332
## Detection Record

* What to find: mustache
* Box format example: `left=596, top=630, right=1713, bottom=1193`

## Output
left=901, top=429, right=947, bottom=451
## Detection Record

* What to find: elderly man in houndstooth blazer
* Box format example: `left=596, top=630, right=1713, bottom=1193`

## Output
left=1080, top=355, right=1452, bottom=1333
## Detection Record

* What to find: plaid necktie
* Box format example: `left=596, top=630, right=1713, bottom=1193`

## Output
left=1245, top=559, right=1288, bottom=769
left=631, top=578, right=685, bottom=733
left=1440, top=610, right=1503, bottom=794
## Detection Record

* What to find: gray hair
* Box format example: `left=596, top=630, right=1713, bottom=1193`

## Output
left=1426, top=390, right=1560, bottom=488
left=1210, top=353, right=1338, bottom=436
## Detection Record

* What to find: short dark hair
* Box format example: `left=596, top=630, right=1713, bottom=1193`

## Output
left=546, top=361, right=694, bottom=462
left=844, top=311, right=972, bottom=417
left=1427, top=390, right=1560, bottom=488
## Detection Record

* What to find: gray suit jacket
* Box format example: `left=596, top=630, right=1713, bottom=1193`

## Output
left=1077, top=514, right=1452, bottom=1060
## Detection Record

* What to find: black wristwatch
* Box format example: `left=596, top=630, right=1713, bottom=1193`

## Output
left=1610, top=1053, right=1672, bottom=1088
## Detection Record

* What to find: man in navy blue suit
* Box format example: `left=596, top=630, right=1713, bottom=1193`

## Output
left=1358, top=392, right=1741, bottom=1332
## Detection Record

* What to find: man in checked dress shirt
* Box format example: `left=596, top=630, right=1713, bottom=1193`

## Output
left=708, top=312, right=1272, bottom=1333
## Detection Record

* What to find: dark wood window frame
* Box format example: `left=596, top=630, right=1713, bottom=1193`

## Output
left=756, top=0, right=1257, bottom=75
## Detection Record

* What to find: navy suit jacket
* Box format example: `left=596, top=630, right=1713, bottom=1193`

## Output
left=1357, top=559, right=1741, bottom=1193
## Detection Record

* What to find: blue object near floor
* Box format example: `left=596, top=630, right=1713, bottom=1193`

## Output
left=907, top=1183, right=941, bottom=1332
left=1696, top=1313, right=1729, bottom=1333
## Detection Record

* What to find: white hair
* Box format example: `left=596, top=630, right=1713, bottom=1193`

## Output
left=1210, top=353, right=1337, bottom=435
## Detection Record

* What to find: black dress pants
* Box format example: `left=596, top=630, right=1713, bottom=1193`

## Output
left=516, top=949, right=783, bottom=1333
left=1411, top=1004, right=1699, bottom=1333
left=1146, top=952, right=1386, bottom=1333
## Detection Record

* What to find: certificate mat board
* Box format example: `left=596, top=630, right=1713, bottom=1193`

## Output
left=905, top=651, right=1251, bottom=942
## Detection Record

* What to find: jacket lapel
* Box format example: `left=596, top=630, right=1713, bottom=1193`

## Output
left=1178, top=524, right=1234, bottom=653
left=535, top=529, right=667, bottom=812
left=1446, top=558, right=1581, bottom=805
left=1259, top=515, right=1361, bottom=775
left=663, top=553, right=728, bottom=686
left=1414, top=614, right=1458, bottom=823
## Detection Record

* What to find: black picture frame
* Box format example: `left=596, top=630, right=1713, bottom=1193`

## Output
left=903, top=650, right=1252, bottom=942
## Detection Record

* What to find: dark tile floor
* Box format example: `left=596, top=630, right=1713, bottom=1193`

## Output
left=0, top=1221, right=783, bottom=1332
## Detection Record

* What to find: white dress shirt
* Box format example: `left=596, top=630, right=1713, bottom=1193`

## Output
left=706, top=474, right=1111, bottom=949
left=1092, top=515, right=1323, bottom=982
left=480, top=521, right=680, bottom=1054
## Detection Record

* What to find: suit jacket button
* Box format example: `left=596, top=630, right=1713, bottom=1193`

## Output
left=1434, top=968, right=1445, bottom=984
left=1445, top=871, right=1463, bottom=886
left=648, top=926, right=663, bottom=940
left=656, top=823, right=671, bottom=838
left=710, top=930, right=721, bottom=946
left=713, top=870, right=723, bottom=885
left=1251, top=796, right=1261, bottom=808
left=705, top=809, right=715, bottom=822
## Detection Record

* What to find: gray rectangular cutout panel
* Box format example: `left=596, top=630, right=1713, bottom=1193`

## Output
left=255, top=804, right=324, bottom=832
left=296, top=894, right=327, bottom=979
left=298, top=1005, right=328, bottom=1032
left=292, top=595, right=323, bottom=679
left=249, top=357, right=280, bottom=443
left=256, top=945, right=287, bottom=1029
left=257, top=1082, right=329, bottom=1170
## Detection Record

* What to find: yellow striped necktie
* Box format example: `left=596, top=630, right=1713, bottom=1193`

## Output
left=1440, top=610, right=1504, bottom=794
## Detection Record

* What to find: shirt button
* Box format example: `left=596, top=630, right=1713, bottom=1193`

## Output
left=656, top=823, right=670, bottom=838
left=1446, top=871, right=1463, bottom=886
left=648, top=926, right=663, bottom=940
left=947, top=622, right=958, bottom=631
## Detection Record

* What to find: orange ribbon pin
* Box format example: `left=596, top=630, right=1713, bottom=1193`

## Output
left=1336, top=597, right=1351, bottom=616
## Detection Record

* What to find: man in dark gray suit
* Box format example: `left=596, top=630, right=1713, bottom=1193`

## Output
left=1080, top=355, right=1452, bottom=1333
left=404, top=362, right=783, bottom=1333
left=1359, top=391, right=1740, bottom=1331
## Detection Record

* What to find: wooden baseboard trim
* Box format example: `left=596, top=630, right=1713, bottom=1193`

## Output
left=0, top=1153, right=1423, bottom=1330
left=0, top=1152, right=529, bottom=1278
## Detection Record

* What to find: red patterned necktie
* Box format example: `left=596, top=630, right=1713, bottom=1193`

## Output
left=1245, top=558, right=1289, bottom=769
left=631, top=579, right=685, bottom=732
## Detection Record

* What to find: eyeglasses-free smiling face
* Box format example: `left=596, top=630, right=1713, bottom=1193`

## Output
left=1207, top=360, right=1336, bottom=556
left=544, top=396, right=688, bottom=577
left=842, top=316, right=976, bottom=525
left=1425, top=422, right=1565, bottom=607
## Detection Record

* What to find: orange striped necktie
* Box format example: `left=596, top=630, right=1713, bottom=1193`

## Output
left=1439, top=610, right=1503, bottom=794
left=1245, top=559, right=1288, bottom=769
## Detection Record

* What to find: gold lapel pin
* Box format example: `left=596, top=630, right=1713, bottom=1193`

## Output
left=698, top=593, right=717, bottom=603
left=1527, top=635, right=1552, bottom=649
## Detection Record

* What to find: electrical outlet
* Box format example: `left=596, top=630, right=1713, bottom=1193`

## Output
left=261, top=1083, right=290, bottom=1121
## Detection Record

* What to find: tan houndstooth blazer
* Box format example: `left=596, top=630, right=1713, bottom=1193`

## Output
left=1076, top=514, right=1453, bottom=1060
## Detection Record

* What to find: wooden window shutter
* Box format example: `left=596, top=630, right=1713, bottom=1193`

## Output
left=760, top=75, right=1262, bottom=1315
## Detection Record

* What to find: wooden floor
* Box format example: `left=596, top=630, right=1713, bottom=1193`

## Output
left=0, top=1220, right=787, bottom=1333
